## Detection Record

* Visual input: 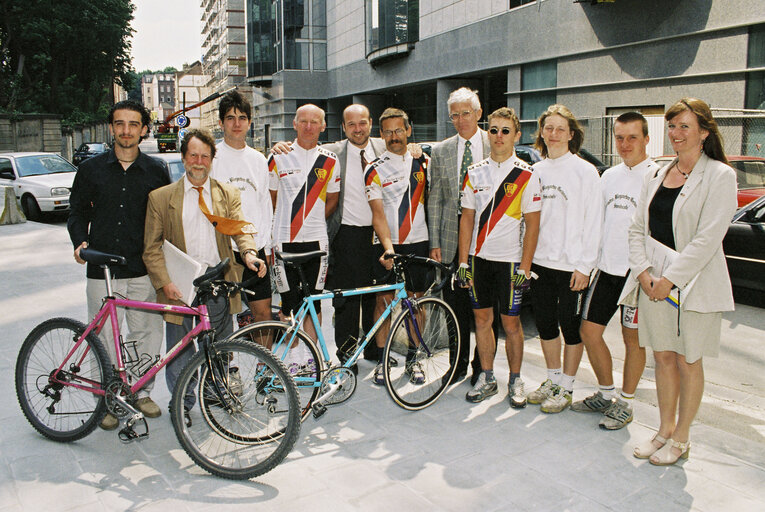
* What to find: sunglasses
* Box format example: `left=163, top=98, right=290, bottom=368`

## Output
left=488, top=127, right=514, bottom=135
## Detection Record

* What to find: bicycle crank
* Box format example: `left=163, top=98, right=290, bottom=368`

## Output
left=311, top=366, right=357, bottom=419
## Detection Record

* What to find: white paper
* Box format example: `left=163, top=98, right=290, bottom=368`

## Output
left=162, top=240, right=206, bottom=305
left=645, top=237, right=698, bottom=307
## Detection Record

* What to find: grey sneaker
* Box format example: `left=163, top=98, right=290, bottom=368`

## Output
left=405, top=361, right=425, bottom=385
left=373, top=363, right=385, bottom=386
left=571, top=391, right=612, bottom=413
left=599, top=399, right=634, bottom=430
left=508, top=378, right=527, bottom=408
left=527, top=379, right=555, bottom=405
left=540, top=385, right=572, bottom=413
left=465, top=373, right=498, bottom=403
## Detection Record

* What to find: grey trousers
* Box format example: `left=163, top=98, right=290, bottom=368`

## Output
left=86, top=275, right=163, bottom=398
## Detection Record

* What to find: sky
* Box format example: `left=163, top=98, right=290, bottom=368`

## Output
left=130, top=0, right=203, bottom=72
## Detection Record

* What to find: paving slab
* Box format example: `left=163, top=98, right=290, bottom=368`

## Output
left=1, top=220, right=764, bottom=511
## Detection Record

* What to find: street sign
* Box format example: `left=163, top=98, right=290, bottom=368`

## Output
left=175, top=114, right=189, bottom=128
left=178, top=128, right=188, bottom=140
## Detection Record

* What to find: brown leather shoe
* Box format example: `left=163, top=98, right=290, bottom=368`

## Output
left=99, top=413, right=119, bottom=430
left=135, top=397, right=162, bottom=418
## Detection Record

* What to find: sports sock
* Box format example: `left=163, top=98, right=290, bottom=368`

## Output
left=484, top=370, right=495, bottom=382
left=560, top=373, right=575, bottom=392
left=548, top=368, right=562, bottom=385
left=599, top=385, right=616, bottom=400
left=619, top=391, right=635, bottom=406
left=510, top=372, right=521, bottom=385
left=376, top=346, right=385, bottom=363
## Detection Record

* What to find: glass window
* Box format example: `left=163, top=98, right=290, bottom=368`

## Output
left=313, top=42, right=327, bottom=70
left=510, top=0, right=535, bottom=8
left=366, top=0, right=419, bottom=55
left=285, top=40, right=310, bottom=70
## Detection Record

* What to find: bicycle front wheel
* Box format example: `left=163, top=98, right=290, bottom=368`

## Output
left=170, top=340, right=300, bottom=480
left=383, top=297, right=460, bottom=410
left=229, top=321, right=323, bottom=422
left=15, top=318, right=111, bottom=442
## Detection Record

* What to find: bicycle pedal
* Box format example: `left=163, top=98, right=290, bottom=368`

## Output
left=312, top=402, right=327, bottom=419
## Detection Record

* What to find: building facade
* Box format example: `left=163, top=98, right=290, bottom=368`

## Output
left=200, top=0, right=253, bottom=132
left=242, top=0, right=765, bottom=158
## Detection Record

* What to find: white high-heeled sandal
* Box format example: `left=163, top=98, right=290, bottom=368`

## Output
left=649, top=438, right=690, bottom=466
left=633, top=434, right=667, bottom=459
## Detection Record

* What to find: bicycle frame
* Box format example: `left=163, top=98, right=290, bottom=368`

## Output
left=270, top=280, right=418, bottom=385
left=53, top=296, right=211, bottom=396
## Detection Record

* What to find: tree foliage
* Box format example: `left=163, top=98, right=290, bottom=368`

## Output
left=0, top=0, right=135, bottom=124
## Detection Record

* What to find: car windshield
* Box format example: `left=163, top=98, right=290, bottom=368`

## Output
left=167, top=160, right=185, bottom=182
left=83, top=143, right=107, bottom=152
left=732, top=160, right=765, bottom=189
left=15, top=155, right=76, bottom=177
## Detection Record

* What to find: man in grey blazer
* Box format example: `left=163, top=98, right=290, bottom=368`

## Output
left=428, top=87, right=490, bottom=385
left=324, top=105, right=387, bottom=367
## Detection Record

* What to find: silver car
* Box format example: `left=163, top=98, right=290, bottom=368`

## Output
left=0, top=152, right=77, bottom=220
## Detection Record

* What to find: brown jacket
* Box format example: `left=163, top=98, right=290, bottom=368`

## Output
left=143, top=177, right=257, bottom=324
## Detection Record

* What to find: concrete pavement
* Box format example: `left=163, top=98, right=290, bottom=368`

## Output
left=1, top=219, right=764, bottom=511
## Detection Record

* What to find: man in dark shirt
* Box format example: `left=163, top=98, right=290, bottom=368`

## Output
left=68, top=100, right=170, bottom=430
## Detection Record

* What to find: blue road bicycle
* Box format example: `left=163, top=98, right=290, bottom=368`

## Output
left=228, top=251, right=461, bottom=418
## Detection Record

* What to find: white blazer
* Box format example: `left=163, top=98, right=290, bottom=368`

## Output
left=619, top=153, right=737, bottom=313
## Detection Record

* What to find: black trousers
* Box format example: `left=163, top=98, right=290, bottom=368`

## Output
left=442, top=252, right=480, bottom=375
left=329, top=225, right=377, bottom=360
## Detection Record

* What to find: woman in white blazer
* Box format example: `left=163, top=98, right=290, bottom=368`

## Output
left=620, top=98, right=737, bottom=466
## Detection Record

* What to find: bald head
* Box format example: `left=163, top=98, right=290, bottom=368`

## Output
left=293, top=103, right=326, bottom=149
left=342, top=104, right=373, bottom=148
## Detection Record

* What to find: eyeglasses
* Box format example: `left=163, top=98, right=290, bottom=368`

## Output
left=488, top=127, right=514, bottom=136
left=382, top=128, right=406, bottom=137
left=449, top=110, right=476, bottom=121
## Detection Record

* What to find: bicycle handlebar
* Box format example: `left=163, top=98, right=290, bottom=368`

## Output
left=384, top=253, right=455, bottom=295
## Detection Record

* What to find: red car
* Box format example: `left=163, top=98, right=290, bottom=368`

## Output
left=654, top=155, right=765, bottom=207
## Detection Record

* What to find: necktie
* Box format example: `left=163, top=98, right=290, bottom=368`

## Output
left=193, top=186, right=256, bottom=236
left=360, top=149, right=368, bottom=169
left=459, top=140, right=473, bottom=188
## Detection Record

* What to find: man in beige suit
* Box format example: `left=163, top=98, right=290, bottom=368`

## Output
left=143, top=129, right=265, bottom=414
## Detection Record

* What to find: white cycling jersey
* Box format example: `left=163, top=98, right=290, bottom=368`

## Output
left=268, top=143, right=340, bottom=244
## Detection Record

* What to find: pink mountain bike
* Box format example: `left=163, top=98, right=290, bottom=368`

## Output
left=15, top=248, right=300, bottom=480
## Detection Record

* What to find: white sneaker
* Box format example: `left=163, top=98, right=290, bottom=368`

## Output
left=527, top=379, right=555, bottom=405
left=508, top=378, right=527, bottom=408
left=540, top=385, right=572, bottom=414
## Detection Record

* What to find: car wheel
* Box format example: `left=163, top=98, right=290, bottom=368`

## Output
left=22, top=195, right=41, bottom=221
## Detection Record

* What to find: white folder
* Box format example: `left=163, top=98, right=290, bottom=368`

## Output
left=162, top=240, right=206, bottom=305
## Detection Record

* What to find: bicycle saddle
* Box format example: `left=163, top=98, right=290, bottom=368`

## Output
left=79, top=248, right=127, bottom=267
left=276, top=250, right=326, bottom=266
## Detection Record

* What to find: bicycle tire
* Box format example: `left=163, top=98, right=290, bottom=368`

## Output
left=15, top=317, right=111, bottom=442
left=383, top=297, right=460, bottom=410
left=170, top=339, right=301, bottom=480
left=227, top=321, right=323, bottom=422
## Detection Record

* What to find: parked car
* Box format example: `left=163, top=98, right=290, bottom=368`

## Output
left=151, top=152, right=185, bottom=182
left=723, top=194, right=765, bottom=296
left=0, top=152, right=77, bottom=220
left=72, top=142, right=109, bottom=166
left=654, top=155, right=765, bottom=207
left=514, top=144, right=608, bottom=174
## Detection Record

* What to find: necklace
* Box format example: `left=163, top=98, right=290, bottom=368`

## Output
left=676, top=163, right=691, bottom=179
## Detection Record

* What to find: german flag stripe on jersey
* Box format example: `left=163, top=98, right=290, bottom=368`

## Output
left=289, top=154, right=334, bottom=240
left=268, top=156, right=276, bottom=174
left=474, top=167, right=530, bottom=255
left=397, top=158, right=427, bottom=243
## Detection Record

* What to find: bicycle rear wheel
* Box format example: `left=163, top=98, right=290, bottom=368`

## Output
left=170, top=340, right=300, bottom=480
left=228, top=321, right=323, bottom=422
left=15, top=318, right=111, bottom=442
left=383, top=297, right=460, bottom=410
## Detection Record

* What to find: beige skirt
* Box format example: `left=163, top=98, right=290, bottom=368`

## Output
left=637, top=290, right=722, bottom=363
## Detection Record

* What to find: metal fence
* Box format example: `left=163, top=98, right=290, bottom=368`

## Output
left=579, top=108, right=765, bottom=168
